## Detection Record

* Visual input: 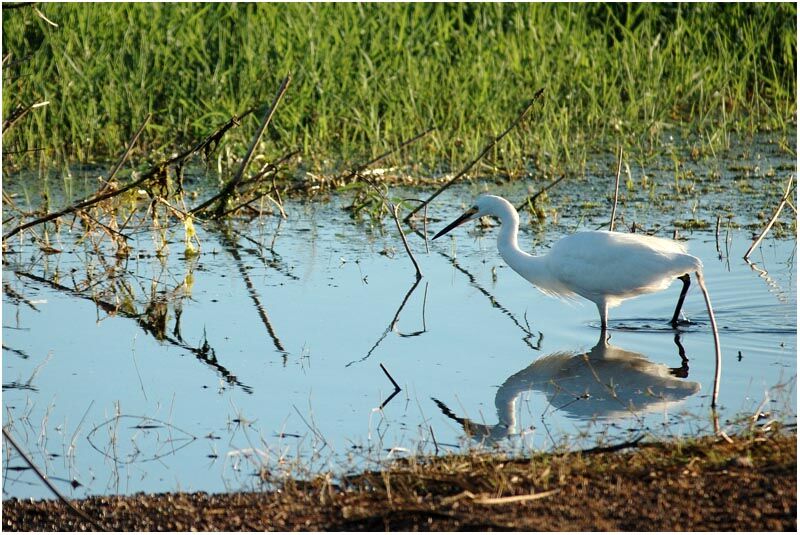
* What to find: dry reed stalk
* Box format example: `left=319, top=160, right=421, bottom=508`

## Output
left=2, top=428, right=105, bottom=531
left=515, top=173, right=567, bottom=214
left=405, top=88, right=545, bottom=223
left=196, top=75, right=291, bottom=218
left=97, top=113, right=152, bottom=196
left=4, top=109, right=252, bottom=241
left=695, top=271, right=721, bottom=409
left=473, top=488, right=561, bottom=505
left=743, top=174, right=794, bottom=260
left=609, top=145, right=623, bottom=231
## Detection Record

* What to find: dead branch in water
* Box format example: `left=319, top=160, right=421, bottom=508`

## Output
left=515, top=173, right=567, bottom=214
left=392, top=202, right=423, bottom=280
left=337, top=125, right=437, bottom=185
left=97, top=113, right=152, bottom=196
left=743, top=174, right=794, bottom=261
left=191, top=75, right=292, bottom=218
left=694, top=270, right=721, bottom=409
left=2, top=100, right=49, bottom=135
left=215, top=148, right=300, bottom=219
left=3, top=109, right=255, bottom=241
left=404, top=88, right=545, bottom=223
left=2, top=428, right=106, bottom=531
left=609, top=145, right=623, bottom=231
left=343, top=127, right=436, bottom=280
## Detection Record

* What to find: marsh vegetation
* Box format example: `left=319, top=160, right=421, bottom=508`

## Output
left=2, top=2, right=797, bottom=530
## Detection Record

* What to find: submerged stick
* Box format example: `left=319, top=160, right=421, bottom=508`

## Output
left=99, top=113, right=152, bottom=195
left=338, top=125, right=436, bottom=185
left=2, top=100, right=49, bottom=135
left=743, top=174, right=794, bottom=260
left=515, top=173, right=567, bottom=214
left=4, top=110, right=252, bottom=241
left=379, top=363, right=402, bottom=391
left=2, top=428, right=105, bottom=531
left=609, top=145, right=623, bottom=231
left=392, top=203, right=423, bottom=280
left=404, top=88, right=545, bottom=223
left=202, top=75, right=291, bottom=218
left=695, top=270, right=721, bottom=409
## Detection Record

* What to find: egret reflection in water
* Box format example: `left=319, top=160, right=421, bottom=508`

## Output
left=434, top=334, right=701, bottom=444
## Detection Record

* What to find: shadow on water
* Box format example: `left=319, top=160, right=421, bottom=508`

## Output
left=433, top=331, right=701, bottom=445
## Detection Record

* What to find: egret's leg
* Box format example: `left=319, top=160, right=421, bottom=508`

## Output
left=670, top=274, right=691, bottom=327
left=596, top=302, right=608, bottom=332
left=669, top=333, right=690, bottom=378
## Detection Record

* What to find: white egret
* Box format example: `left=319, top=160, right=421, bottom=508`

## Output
left=433, top=194, right=722, bottom=406
left=434, top=334, right=701, bottom=444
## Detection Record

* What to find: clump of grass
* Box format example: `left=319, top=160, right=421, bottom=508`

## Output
left=3, top=3, right=796, bottom=176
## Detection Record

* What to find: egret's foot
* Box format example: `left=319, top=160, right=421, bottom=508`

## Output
left=669, top=364, right=689, bottom=378
left=670, top=318, right=695, bottom=329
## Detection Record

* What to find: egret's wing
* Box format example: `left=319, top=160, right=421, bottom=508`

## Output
left=547, top=232, right=700, bottom=303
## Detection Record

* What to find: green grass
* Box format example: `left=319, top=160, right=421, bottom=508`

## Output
left=2, top=3, right=796, bottom=176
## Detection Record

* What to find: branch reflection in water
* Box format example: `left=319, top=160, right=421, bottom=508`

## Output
left=433, top=333, right=700, bottom=445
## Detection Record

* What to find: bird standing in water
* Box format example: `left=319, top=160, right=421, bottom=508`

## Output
left=433, top=195, right=707, bottom=331
left=432, top=194, right=722, bottom=407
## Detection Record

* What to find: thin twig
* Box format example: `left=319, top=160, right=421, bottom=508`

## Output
left=609, top=145, right=623, bottom=231
left=201, top=75, right=291, bottom=218
left=97, top=113, right=152, bottom=195
left=3, top=111, right=250, bottom=241
left=343, top=127, right=436, bottom=279
left=515, top=173, right=567, bottom=213
left=2, top=3, right=36, bottom=10
left=337, top=125, right=436, bottom=184
left=379, top=363, right=401, bottom=391
left=2, top=427, right=106, bottom=531
left=391, top=203, right=422, bottom=280
left=429, top=425, right=439, bottom=455
left=743, top=175, right=794, bottom=260
left=405, top=88, right=545, bottom=223
left=2, top=100, right=49, bottom=135
left=695, top=271, right=721, bottom=409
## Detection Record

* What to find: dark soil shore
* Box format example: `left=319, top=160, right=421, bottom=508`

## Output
left=3, top=431, right=795, bottom=531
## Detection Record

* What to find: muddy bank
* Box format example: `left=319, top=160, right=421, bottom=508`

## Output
left=3, top=430, right=795, bottom=531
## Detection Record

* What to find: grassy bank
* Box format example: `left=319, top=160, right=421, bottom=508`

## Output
left=2, top=430, right=795, bottom=531
left=3, top=3, right=796, bottom=175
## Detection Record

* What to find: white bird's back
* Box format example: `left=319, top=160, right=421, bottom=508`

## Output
left=542, top=231, right=702, bottom=307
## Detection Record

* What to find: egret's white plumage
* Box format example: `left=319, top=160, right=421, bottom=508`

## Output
left=433, top=194, right=701, bottom=330
left=433, top=193, right=722, bottom=408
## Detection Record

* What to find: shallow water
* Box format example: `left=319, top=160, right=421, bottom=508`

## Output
left=2, top=150, right=797, bottom=500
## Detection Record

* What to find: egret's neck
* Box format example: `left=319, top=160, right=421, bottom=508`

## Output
left=493, top=201, right=545, bottom=280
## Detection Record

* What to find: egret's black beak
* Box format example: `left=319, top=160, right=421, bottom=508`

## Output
left=432, top=207, right=478, bottom=240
